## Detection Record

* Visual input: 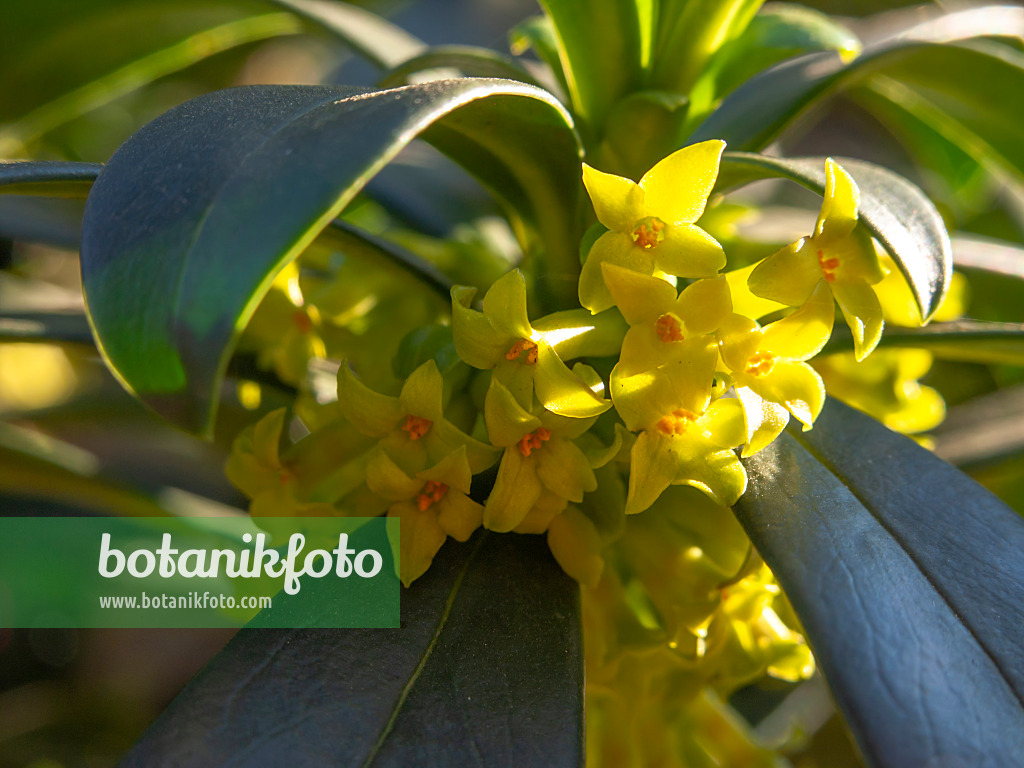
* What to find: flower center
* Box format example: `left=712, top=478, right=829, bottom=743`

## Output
left=505, top=339, right=539, bottom=364
left=417, top=480, right=448, bottom=511
left=817, top=249, right=839, bottom=283
left=632, top=217, right=666, bottom=249
left=292, top=310, right=313, bottom=333
left=518, top=427, right=552, bottom=457
left=401, top=414, right=433, bottom=440
left=655, top=313, right=685, bottom=343
left=656, top=409, right=698, bottom=436
left=745, top=351, right=777, bottom=377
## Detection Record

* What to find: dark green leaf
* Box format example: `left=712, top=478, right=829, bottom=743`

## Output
left=826, top=320, right=1024, bottom=365
left=271, top=0, right=426, bottom=69
left=117, top=533, right=584, bottom=767
left=0, top=7, right=302, bottom=155
left=735, top=399, right=1024, bottom=768
left=690, top=6, right=1024, bottom=151
left=378, top=45, right=542, bottom=89
left=536, top=0, right=644, bottom=134
left=0, top=161, right=100, bottom=198
left=717, top=152, right=951, bottom=321
left=0, top=311, right=95, bottom=345
left=80, top=80, right=581, bottom=434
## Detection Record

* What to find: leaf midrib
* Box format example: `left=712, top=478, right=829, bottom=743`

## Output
left=360, top=533, right=488, bottom=767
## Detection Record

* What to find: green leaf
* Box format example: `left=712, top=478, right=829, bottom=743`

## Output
left=0, top=161, right=100, bottom=198
left=717, top=152, right=951, bottom=322
left=735, top=400, right=1024, bottom=767
left=536, top=0, right=644, bottom=135
left=827, top=320, right=1024, bottom=366
left=0, top=8, right=303, bottom=156
left=689, top=7, right=1024, bottom=151
left=80, top=80, right=581, bottom=435
left=116, top=533, right=584, bottom=765
left=271, top=0, right=426, bottom=70
left=686, top=4, right=859, bottom=128
left=378, top=45, right=542, bottom=90
left=509, top=15, right=570, bottom=99
left=651, top=0, right=764, bottom=93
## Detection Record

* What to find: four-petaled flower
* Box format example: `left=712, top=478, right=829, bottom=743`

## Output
left=602, top=262, right=732, bottom=377
left=365, top=446, right=484, bottom=587
left=718, top=283, right=834, bottom=443
left=747, top=158, right=885, bottom=360
left=452, top=270, right=611, bottom=418
left=611, top=344, right=747, bottom=515
left=337, top=358, right=497, bottom=476
left=579, top=140, right=728, bottom=313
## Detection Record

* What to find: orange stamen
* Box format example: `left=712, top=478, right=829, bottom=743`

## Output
left=417, top=480, right=448, bottom=511
left=517, top=427, right=552, bottom=457
left=745, top=351, right=777, bottom=377
left=505, top=339, right=539, bottom=364
left=655, top=409, right=698, bottom=436
left=818, top=249, right=840, bottom=283
left=293, top=310, right=313, bottom=333
left=655, top=313, right=685, bottom=343
left=632, top=217, right=666, bottom=249
left=401, top=414, right=433, bottom=440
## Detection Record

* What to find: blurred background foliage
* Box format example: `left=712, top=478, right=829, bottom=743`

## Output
left=3, top=0, right=1024, bottom=766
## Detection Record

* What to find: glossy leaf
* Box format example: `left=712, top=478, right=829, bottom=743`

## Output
left=826, top=320, right=1024, bottom=366
left=536, top=0, right=644, bottom=134
left=717, top=152, right=951, bottom=321
left=378, top=45, right=542, bottom=89
left=271, top=0, right=426, bottom=69
left=118, top=533, right=583, bottom=767
left=689, top=6, right=1024, bottom=151
left=80, top=80, right=581, bottom=434
left=735, top=399, right=1024, bottom=768
left=0, top=161, right=100, bottom=198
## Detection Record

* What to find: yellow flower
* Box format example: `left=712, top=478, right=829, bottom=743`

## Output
left=610, top=345, right=747, bottom=514
left=580, top=141, right=728, bottom=313
left=365, top=446, right=483, bottom=586
left=452, top=270, right=611, bottom=418
left=602, top=262, right=732, bottom=377
left=748, top=158, right=885, bottom=360
left=718, top=283, right=834, bottom=442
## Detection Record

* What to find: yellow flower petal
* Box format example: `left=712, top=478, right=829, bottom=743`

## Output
left=548, top=506, right=605, bottom=588
left=625, top=431, right=681, bottom=515
left=482, top=270, right=533, bottom=339
left=582, top=163, right=645, bottom=232
left=535, top=345, right=612, bottom=418
left=365, top=448, right=423, bottom=501
left=832, top=278, right=884, bottom=361
left=337, top=363, right=403, bottom=437
left=761, top=282, right=835, bottom=361
left=389, top=501, right=447, bottom=587
left=816, top=158, right=859, bottom=242
left=513, top=491, right=567, bottom=534
left=699, top=398, right=746, bottom=449
left=751, top=361, right=826, bottom=429
left=725, top=262, right=787, bottom=320
left=639, top=140, right=725, bottom=224
left=580, top=231, right=655, bottom=313
left=747, top=239, right=821, bottom=307
left=417, top=446, right=473, bottom=495
left=398, top=360, right=445, bottom=422
left=252, top=408, right=287, bottom=468
left=735, top=387, right=790, bottom=457
left=536, top=438, right=597, bottom=503
left=601, top=262, right=676, bottom=325
left=674, top=276, right=732, bottom=335
left=484, top=448, right=543, bottom=532
left=451, top=285, right=511, bottom=369
left=484, top=376, right=541, bottom=448
left=436, top=491, right=483, bottom=542
left=654, top=223, right=726, bottom=278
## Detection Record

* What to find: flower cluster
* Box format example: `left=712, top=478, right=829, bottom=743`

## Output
left=225, top=140, right=948, bottom=724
